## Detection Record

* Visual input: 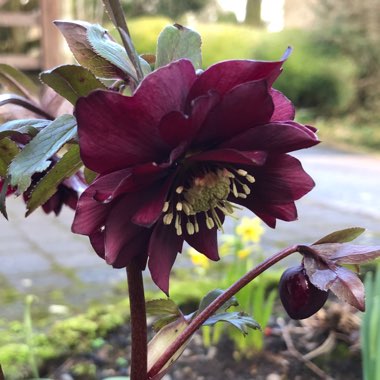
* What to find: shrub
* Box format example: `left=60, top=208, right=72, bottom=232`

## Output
left=129, top=17, right=358, bottom=114
left=252, top=30, right=358, bottom=114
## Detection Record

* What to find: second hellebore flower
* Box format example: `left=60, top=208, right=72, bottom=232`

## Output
left=72, top=55, right=319, bottom=293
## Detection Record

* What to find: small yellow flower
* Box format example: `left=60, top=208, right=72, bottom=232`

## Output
left=235, top=217, right=264, bottom=243
left=188, top=247, right=210, bottom=269
left=237, top=248, right=251, bottom=259
left=219, top=240, right=234, bottom=257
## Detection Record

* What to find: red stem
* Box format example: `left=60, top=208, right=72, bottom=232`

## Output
left=147, top=244, right=299, bottom=379
left=127, top=260, right=147, bottom=380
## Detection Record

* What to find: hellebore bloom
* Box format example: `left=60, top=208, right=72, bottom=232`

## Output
left=36, top=173, right=86, bottom=216
left=1, top=159, right=86, bottom=217
left=23, top=167, right=86, bottom=216
left=72, top=56, right=319, bottom=293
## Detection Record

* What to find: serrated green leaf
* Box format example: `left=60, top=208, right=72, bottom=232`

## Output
left=0, top=119, right=50, bottom=140
left=40, top=65, right=106, bottom=105
left=139, top=56, right=152, bottom=76
left=0, top=138, right=20, bottom=177
left=314, top=227, right=366, bottom=245
left=197, top=289, right=238, bottom=316
left=26, top=145, right=82, bottom=216
left=146, top=299, right=182, bottom=332
left=54, top=20, right=127, bottom=80
left=152, top=315, right=179, bottom=333
left=87, top=24, right=137, bottom=81
left=202, top=311, right=260, bottom=336
left=146, top=299, right=181, bottom=317
left=8, top=115, right=77, bottom=193
left=155, top=24, right=202, bottom=69
left=0, top=64, right=39, bottom=100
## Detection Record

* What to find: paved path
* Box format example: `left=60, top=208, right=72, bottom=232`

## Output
left=1, top=145, right=380, bottom=318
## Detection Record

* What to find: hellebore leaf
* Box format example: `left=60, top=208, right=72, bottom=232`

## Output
left=0, top=138, right=20, bottom=177
left=196, top=289, right=238, bottom=316
left=139, top=56, right=152, bottom=76
left=8, top=114, right=77, bottom=193
left=0, top=63, right=39, bottom=100
left=328, top=265, right=365, bottom=311
left=155, top=24, right=202, bottom=70
left=40, top=65, right=106, bottom=105
left=314, top=227, right=366, bottom=244
left=0, top=119, right=50, bottom=140
left=202, top=311, right=261, bottom=336
left=310, top=243, right=380, bottom=265
left=26, top=145, right=83, bottom=216
left=147, top=316, right=190, bottom=380
left=146, top=298, right=183, bottom=332
left=146, top=299, right=181, bottom=317
left=303, top=255, right=365, bottom=311
left=303, top=255, right=337, bottom=292
left=54, top=20, right=128, bottom=80
left=87, top=24, right=137, bottom=81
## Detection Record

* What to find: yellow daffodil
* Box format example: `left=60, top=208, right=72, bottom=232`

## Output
left=188, top=247, right=210, bottom=269
left=237, top=248, right=251, bottom=259
left=235, top=217, right=264, bottom=243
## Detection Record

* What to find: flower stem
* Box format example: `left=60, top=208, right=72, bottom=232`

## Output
left=102, top=0, right=144, bottom=81
left=147, top=244, right=299, bottom=379
left=127, top=260, right=147, bottom=380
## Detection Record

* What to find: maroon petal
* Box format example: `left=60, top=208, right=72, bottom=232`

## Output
left=132, top=171, right=177, bottom=227
left=76, top=60, right=196, bottom=173
left=185, top=219, right=220, bottom=261
left=195, top=80, right=274, bottom=145
left=104, top=194, right=147, bottom=265
left=238, top=198, right=298, bottom=228
left=251, top=154, right=315, bottom=203
left=188, top=49, right=291, bottom=101
left=72, top=169, right=131, bottom=235
left=111, top=229, right=151, bottom=269
left=189, top=149, right=267, bottom=166
left=89, top=229, right=106, bottom=259
left=62, top=188, right=79, bottom=210
left=94, top=163, right=168, bottom=203
left=72, top=190, right=108, bottom=235
left=42, top=194, right=62, bottom=215
left=219, top=122, right=319, bottom=154
left=158, top=112, right=190, bottom=148
left=159, top=91, right=220, bottom=148
left=270, top=89, right=295, bottom=121
left=148, top=222, right=184, bottom=295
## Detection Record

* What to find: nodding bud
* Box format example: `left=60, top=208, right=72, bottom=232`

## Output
left=279, top=265, right=329, bottom=320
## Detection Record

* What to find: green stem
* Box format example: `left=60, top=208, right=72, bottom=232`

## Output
left=127, top=260, right=147, bottom=380
left=0, top=94, right=54, bottom=120
left=147, top=244, right=299, bottom=379
left=24, top=295, right=39, bottom=379
left=102, top=0, right=144, bottom=81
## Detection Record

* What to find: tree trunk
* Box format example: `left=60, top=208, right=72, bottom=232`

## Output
left=245, top=0, right=263, bottom=27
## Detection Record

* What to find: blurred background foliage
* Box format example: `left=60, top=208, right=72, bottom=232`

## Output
left=0, top=0, right=379, bottom=149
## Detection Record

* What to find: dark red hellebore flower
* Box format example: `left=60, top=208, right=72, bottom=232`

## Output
left=72, top=55, right=319, bottom=293
left=23, top=158, right=86, bottom=216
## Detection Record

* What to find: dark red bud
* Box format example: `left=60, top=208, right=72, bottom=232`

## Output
left=279, top=265, right=329, bottom=320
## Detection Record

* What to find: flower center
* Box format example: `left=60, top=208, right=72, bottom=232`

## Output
left=162, top=167, right=255, bottom=236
